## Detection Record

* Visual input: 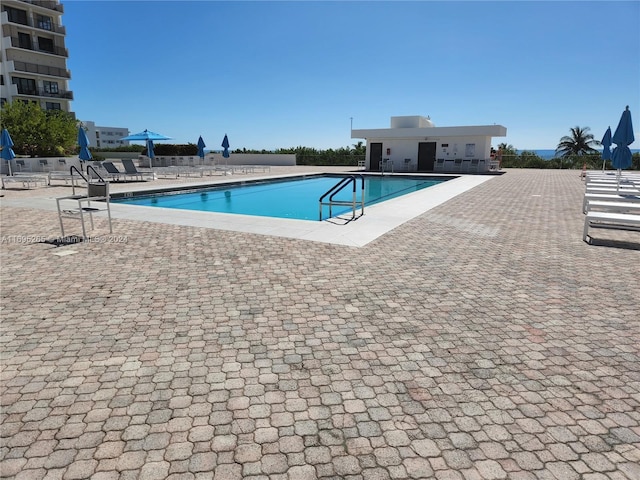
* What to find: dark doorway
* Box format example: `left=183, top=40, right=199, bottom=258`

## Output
left=369, top=143, right=382, bottom=171
left=418, top=142, right=436, bottom=171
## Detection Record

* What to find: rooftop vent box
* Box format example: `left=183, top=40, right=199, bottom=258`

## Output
left=390, top=116, right=435, bottom=128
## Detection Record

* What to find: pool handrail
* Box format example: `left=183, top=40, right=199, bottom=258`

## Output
left=318, top=175, right=365, bottom=221
left=69, top=165, right=106, bottom=196
left=69, top=165, right=87, bottom=196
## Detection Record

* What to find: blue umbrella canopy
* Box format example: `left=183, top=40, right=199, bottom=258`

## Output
left=119, top=129, right=172, bottom=141
left=77, top=126, right=92, bottom=162
left=611, top=106, right=634, bottom=170
left=601, top=126, right=612, bottom=171
left=197, top=136, right=206, bottom=160
left=1, top=128, right=16, bottom=176
left=221, top=134, right=230, bottom=158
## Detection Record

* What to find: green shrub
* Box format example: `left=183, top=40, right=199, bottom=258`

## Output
left=146, top=143, right=198, bottom=156
left=92, top=145, right=145, bottom=153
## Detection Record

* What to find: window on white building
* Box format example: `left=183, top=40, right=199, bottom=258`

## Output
left=37, top=15, right=53, bottom=31
left=18, top=32, right=32, bottom=49
left=43, top=81, right=59, bottom=95
left=38, top=37, right=55, bottom=53
left=12, top=77, right=36, bottom=95
left=6, top=7, right=28, bottom=25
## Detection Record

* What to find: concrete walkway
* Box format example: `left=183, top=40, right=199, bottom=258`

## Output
left=1, top=168, right=638, bottom=479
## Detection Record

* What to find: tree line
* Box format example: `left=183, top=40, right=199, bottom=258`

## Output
left=498, top=126, right=639, bottom=170
left=1, top=102, right=636, bottom=170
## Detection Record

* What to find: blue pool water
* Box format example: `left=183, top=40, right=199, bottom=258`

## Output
left=113, top=174, right=450, bottom=221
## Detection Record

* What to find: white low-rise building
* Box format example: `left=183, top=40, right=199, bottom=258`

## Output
left=351, top=116, right=507, bottom=173
left=82, top=121, right=129, bottom=149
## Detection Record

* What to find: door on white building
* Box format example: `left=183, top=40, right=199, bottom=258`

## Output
left=369, top=143, right=382, bottom=171
left=418, top=142, right=436, bottom=171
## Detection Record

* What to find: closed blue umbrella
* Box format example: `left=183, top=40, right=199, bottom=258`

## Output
left=611, top=106, right=634, bottom=170
left=197, top=136, right=206, bottom=164
left=1, top=128, right=16, bottom=176
left=221, top=134, right=230, bottom=159
left=147, top=139, right=155, bottom=163
left=78, top=126, right=92, bottom=170
left=601, top=127, right=611, bottom=171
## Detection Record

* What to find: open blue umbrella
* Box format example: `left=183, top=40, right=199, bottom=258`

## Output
left=118, top=130, right=170, bottom=168
left=197, top=136, right=206, bottom=164
left=221, top=134, right=230, bottom=159
left=119, top=129, right=171, bottom=142
left=78, top=126, right=92, bottom=170
left=601, top=127, right=612, bottom=171
left=611, top=106, right=635, bottom=188
left=1, top=128, right=16, bottom=176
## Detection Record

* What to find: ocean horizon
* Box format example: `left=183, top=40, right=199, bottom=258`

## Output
left=517, top=149, right=640, bottom=160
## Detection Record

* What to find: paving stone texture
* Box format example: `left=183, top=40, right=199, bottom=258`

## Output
left=1, top=167, right=639, bottom=479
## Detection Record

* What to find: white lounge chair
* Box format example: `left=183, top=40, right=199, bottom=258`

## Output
left=14, top=159, right=31, bottom=172
left=38, top=159, right=51, bottom=172
left=585, top=186, right=640, bottom=196
left=586, top=172, right=640, bottom=181
left=153, top=167, right=181, bottom=179
left=583, top=211, right=640, bottom=244
left=48, top=170, right=86, bottom=186
left=583, top=193, right=640, bottom=213
left=1, top=173, right=48, bottom=189
left=585, top=200, right=640, bottom=214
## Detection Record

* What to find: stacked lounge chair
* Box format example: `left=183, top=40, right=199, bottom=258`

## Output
left=582, top=171, right=640, bottom=244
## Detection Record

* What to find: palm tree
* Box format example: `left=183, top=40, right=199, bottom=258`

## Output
left=555, top=126, right=600, bottom=157
left=352, top=141, right=366, bottom=155
left=496, top=142, right=517, bottom=156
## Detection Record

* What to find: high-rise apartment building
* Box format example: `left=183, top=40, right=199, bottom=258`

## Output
left=0, top=0, right=73, bottom=113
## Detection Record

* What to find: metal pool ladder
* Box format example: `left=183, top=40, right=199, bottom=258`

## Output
left=319, top=175, right=365, bottom=221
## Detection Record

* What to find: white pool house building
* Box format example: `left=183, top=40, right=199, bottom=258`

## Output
left=351, top=116, right=507, bottom=173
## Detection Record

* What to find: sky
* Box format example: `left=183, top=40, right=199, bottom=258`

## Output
left=63, top=0, right=640, bottom=151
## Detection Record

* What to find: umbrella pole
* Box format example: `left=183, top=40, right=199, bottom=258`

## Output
left=8, top=160, right=12, bottom=176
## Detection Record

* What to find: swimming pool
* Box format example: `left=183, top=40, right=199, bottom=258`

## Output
left=113, top=174, right=453, bottom=221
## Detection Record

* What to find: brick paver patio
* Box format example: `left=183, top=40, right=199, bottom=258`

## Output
left=1, top=168, right=638, bottom=479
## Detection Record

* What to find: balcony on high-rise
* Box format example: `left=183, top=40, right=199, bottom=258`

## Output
left=11, top=59, right=71, bottom=78
left=8, top=35, right=68, bottom=57
left=1, top=7, right=66, bottom=34
left=16, top=1, right=64, bottom=14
